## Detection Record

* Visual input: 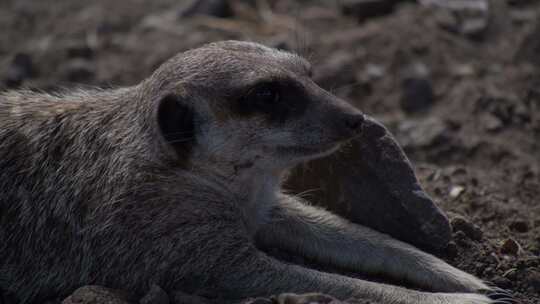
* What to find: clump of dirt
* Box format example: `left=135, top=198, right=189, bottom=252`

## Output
left=1, top=0, right=539, bottom=303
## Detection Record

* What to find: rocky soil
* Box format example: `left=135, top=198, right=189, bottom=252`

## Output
left=1, top=0, right=539, bottom=303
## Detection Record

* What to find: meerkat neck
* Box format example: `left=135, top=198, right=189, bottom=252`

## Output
left=190, top=159, right=284, bottom=231
left=233, top=167, right=283, bottom=233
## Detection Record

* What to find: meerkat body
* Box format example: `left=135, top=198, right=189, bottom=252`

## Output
left=0, top=41, right=508, bottom=304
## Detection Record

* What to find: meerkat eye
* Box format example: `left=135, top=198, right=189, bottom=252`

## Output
left=233, top=81, right=294, bottom=120
left=248, top=83, right=280, bottom=105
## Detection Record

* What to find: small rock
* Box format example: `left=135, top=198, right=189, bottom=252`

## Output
left=340, top=0, right=399, bottom=22
left=474, top=262, right=487, bottom=274
left=62, top=286, right=130, bottom=304
left=61, top=59, right=95, bottom=83
left=140, top=284, right=169, bottom=304
left=461, top=17, right=488, bottom=39
left=483, top=266, right=494, bottom=276
left=510, top=9, right=537, bottom=25
left=178, top=0, right=233, bottom=19
left=433, top=8, right=458, bottom=32
left=4, top=53, right=35, bottom=88
left=66, top=41, right=94, bottom=59
left=241, top=298, right=273, bottom=304
left=451, top=216, right=483, bottom=241
left=509, top=219, right=529, bottom=233
left=314, top=51, right=356, bottom=91
left=482, top=113, right=503, bottom=132
left=358, top=63, right=386, bottom=82
left=516, top=22, right=540, bottom=66
left=453, top=230, right=470, bottom=247
left=397, top=117, right=447, bottom=149
left=401, top=62, right=434, bottom=113
left=500, top=238, right=521, bottom=255
left=444, top=241, right=459, bottom=259
left=451, top=63, right=475, bottom=77
left=274, top=293, right=340, bottom=304
left=420, top=0, right=490, bottom=39
left=507, top=0, right=537, bottom=7
left=420, top=0, right=488, bottom=10
left=449, top=185, right=465, bottom=198
left=527, top=271, right=540, bottom=293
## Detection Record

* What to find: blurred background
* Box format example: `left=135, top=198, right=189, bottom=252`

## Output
left=0, top=0, right=539, bottom=302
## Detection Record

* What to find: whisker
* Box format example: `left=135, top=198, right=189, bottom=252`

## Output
left=166, top=137, right=194, bottom=144
left=292, top=187, right=321, bottom=200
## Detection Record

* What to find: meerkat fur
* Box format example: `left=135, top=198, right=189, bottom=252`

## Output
left=0, top=41, right=510, bottom=304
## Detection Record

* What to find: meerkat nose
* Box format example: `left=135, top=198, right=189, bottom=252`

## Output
left=343, top=113, right=365, bottom=133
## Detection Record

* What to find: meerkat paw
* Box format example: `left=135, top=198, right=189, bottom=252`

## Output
left=421, top=260, right=492, bottom=293
left=438, top=292, right=520, bottom=304
left=439, top=293, right=497, bottom=304
left=442, top=271, right=490, bottom=293
left=481, top=287, right=521, bottom=304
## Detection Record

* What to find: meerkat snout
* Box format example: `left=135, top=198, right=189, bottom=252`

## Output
left=327, top=105, right=365, bottom=140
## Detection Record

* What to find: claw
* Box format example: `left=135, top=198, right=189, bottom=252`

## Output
left=489, top=296, right=522, bottom=304
left=494, top=298, right=518, bottom=303
left=482, top=288, right=521, bottom=304
left=479, top=287, right=513, bottom=298
left=487, top=293, right=512, bottom=299
left=490, top=287, right=513, bottom=295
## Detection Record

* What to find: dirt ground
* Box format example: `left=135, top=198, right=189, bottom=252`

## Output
left=1, top=0, right=539, bottom=303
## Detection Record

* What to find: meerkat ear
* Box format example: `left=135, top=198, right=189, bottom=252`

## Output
left=157, top=94, right=195, bottom=162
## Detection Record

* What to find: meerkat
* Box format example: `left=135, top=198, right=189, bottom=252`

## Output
left=0, top=41, right=514, bottom=304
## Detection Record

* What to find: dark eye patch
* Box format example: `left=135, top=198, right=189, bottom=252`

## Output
left=232, top=79, right=309, bottom=123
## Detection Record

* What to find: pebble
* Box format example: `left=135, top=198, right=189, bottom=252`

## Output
left=508, top=219, right=529, bottom=233
left=451, top=63, right=476, bottom=77
left=358, top=63, right=385, bottom=82
left=516, top=22, right=540, bottom=66
left=340, top=0, right=398, bottom=22
left=445, top=241, right=459, bottom=259
left=314, top=51, right=356, bottom=91
left=66, top=41, right=94, bottom=59
left=139, top=284, right=169, bottom=304
left=397, top=117, right=447, bottom=149
left=61, top=59, right=95, bottom=83
left=451, top=216, right=483, bottom=241
left=62, top=286, right=130, bottom=304
left=178, top=0, right=233, bottom=19
left=482, top=113, right=503, bottom=132
left=500, top=238, right=521, bottom=255
left=449, top=185, right=465, bottom=198
left=401, top=62, right=434, bottom=113
left=3, top=53, right=35, bottom=88
left=421, top=0, right=490, bottom=39
left=528, top=271, right=540, bottom=293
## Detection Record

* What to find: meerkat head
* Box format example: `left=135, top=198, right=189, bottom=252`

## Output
left=151, top=41, right=364, bottom=173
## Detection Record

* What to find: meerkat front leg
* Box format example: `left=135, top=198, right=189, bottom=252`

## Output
left=255, top=196, right=492, bottom=295
left=209, top=245, right=493, bottom=304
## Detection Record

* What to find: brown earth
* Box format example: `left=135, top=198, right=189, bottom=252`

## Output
left=1, top=0, right=539, bottom=303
